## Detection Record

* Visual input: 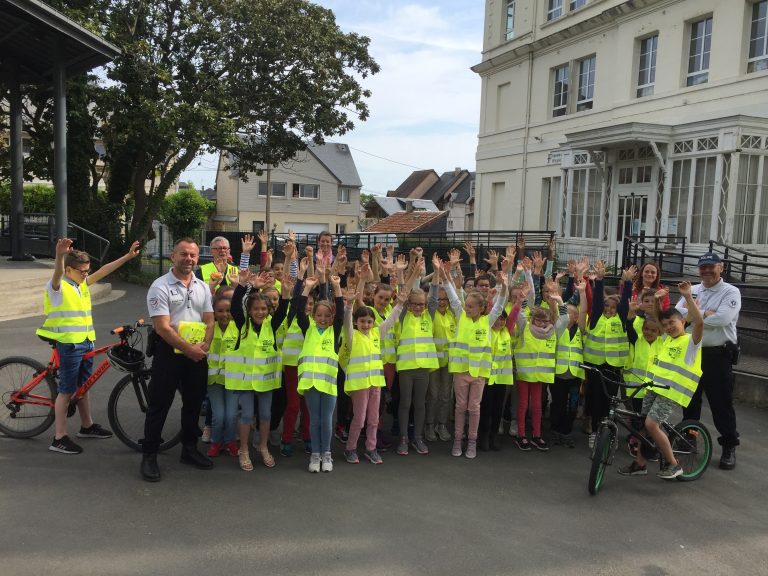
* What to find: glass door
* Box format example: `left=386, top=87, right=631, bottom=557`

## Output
left=616, top=193, right=648, bottom=242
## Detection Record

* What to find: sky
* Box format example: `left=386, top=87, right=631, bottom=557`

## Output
left=180, top=0, right=485, bottom=197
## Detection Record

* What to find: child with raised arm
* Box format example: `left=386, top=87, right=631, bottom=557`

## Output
left=619, top=281, right=703, bottom=479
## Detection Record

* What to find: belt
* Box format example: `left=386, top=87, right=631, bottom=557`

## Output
left=702, top=344, right=729, bottom=353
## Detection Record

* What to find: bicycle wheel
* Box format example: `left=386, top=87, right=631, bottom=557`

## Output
left=0, top=357, right=56, bottom=438
left=107, top=372, right=182, bottom=452
left=670, top=419, right=712, bottom=482
left=588, top=426, right=614, bottom=495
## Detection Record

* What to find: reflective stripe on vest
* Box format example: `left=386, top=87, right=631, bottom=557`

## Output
left=648, top=334, right=702, bottom=408
left=624, top=328, right=662, bottom=399
left=489, top=328, right=514, bottom=386
left=555, top=328, right=585, bottom=379
left=36, top=280, right=95, bottom=344
left=583, top=314, right=629, bottom=367
left=448, top=311, right=492, bottom=378
left=224, top=319, right=281, bottom=392
left=282, top=317, right=311, bottom=367
left=207, top=321, right=239, bottom=386
left=297, top=325, right=339, bottom=396
left=396, top=312, right=439, bottom=371
left=432, top=309, right=456, bottom=368
left=515, top=323, right=557, bottom=383
left=344, top=327, right=386, bottom=393
left=370, top=305, right=397, bottom=364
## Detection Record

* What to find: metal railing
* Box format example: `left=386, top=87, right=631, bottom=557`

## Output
left=708, top=240, right=768, bottom=284
left=68, top=222, right=110, bottom=264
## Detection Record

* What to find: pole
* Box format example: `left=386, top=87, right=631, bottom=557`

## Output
left=53, top=38, right=68, bottom=241
left=8, top=59, right=32, bottom=260
left=265, top=166, right=272, bottom=234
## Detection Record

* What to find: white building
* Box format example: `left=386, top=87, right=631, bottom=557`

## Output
left=473, top=0, right=768, bottom=262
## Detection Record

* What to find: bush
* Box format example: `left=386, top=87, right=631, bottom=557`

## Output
left=0, top=183, right=56, bottom=214
left=159, top=188, right=214, bottom=239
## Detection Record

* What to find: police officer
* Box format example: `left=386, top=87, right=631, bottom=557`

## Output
left=675, top=252, right=740, bottom=470
left=140, top=238, right=214, bottom=482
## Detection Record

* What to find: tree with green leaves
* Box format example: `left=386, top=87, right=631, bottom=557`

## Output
left=160, top=188, right=213, bottom=240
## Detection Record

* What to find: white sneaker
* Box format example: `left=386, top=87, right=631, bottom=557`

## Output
left=308, top=453, right=321, bottom=473
left=588, top=432, right=596, bottom=450
left=436, top=424, right=452, bottom=442
left=201, top=426, right=212, bottom=443
left=508, top=420, right=518, bottom=438
left=321, top=451, right=333, bottom=472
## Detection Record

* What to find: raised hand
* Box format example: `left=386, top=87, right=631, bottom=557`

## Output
left=594, top=260, right=606, bottom=280
left=241, top=234, right=255, bottom=255
left=329, top=274, right=341, bottom=288
left=521, top=256, right=533, bottom=272
left=567, top=259, right=576, bottom=277
left=449, top=248, right=462, bottom=267
left=629, top=296, right=640, bottom=315
left=360, top=249, right=370, bottom=265
left=372, top=243, right=382, bottom=255
left=505, top=245, right=517, bottom=262
left=463, top=241, right=476, bottom=259
left=532, top=251, right=544, bottom=274
left=484, top=249, right=499, bottom=268
left=501, top=254, right=514, bottom=274
left=288, top=229, right=296, bottom=243
left=555, top=270, right=567, bottom=283
left=677, top=281, right=692, bottom=297
left=237, top=267, right=250, bottom=286
left=432, top=252, right=442, bottom=273
left=257, top=229, right=268, bottom=248
left=395, top=254, right=408, bottom=271
left=622, top=265, right=638, bottom=282
left=575, top=278, right=587, bottom=293
left=56, top=238, right=74, bottom=257
left=303, top=275, right=319, bottom=292
left=305, top=245, right=314, bottom=258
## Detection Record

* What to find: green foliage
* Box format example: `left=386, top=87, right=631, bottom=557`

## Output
left=159, top=189, right=213, bottom=239
left=0, top=183, right=56, bottom=213
left=360, top=192, right=375, bottom=208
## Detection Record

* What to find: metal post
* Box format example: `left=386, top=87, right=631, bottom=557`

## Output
left=158, top=224, right=163, bottom=278
left=53, top=39, right=68, bottom=241
left=7, top=59, right=33, bottom=260
left=265, top=166, right=272, bottom=234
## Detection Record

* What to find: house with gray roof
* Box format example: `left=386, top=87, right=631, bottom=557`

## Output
left=214, top=142, right=362, bottom=234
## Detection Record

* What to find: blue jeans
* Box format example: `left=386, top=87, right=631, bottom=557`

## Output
left=304, top=388, right=336, bottom=454
left=227, top=390, right=255, bottom=426
left=55, top=341, right=94, bottom=394
left=207, top=384, right=236, bottom=444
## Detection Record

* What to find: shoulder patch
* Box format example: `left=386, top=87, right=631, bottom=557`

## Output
left=729, top=299, right=738, bottom=308
left=149, top=297, right=160, bottom=310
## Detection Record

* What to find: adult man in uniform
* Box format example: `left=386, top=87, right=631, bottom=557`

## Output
left=675, top=252, right=740, bottom=470
left=140, top=238, right=214, bottom=482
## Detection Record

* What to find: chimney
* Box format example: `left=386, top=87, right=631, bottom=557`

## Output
left=404, top=199, right=414, bottom=213
left=454, top=166, right=461, bottom=176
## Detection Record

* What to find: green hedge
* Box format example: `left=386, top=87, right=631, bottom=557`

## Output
left=0, top=183, right=56, bottom=214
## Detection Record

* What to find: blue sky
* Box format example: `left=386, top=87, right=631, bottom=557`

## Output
left=181, top=0, right=484, bottom=196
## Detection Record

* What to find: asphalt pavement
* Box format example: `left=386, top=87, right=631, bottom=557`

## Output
left=1, top=280, right=767, bottom=576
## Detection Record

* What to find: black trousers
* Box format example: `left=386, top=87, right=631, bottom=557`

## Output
left=141, top=339, right=208, bottom=454
left=478, top=384, right=507, bottom=443
left=682, top=347, right=740, bottom=448
left=587, top=363, right=621, bottom=431
left=549, top=377, right=580, bottom=435
left=269, top=375, right=287, bottom=431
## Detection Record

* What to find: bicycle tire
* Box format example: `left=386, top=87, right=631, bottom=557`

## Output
left=0, top=357, right=56, bottom=438
left=670, top=419, right=712, bottom=482
left=588, top=426, right=614, bottom=495
left=107, top=372, right=182, bottom=452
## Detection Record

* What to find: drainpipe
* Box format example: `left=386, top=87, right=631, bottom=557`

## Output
left=519, top=49, right=534, bottom=228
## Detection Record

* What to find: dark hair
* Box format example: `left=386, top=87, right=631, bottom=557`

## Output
left=243, top=291, right=271, bottom=338
left=64, top=249, right=90, bottom=269
left=374, top=282, right=393, bottom=294
left=640, top=288, right=656, bottom=301
left=476, top=274, right=495, bottom=288
left=215, top=285, right=235, bottom=299
left=634, top=262, right=662, bottom=293
left=272, top=254, right=285, bottom=265
left=318, top=231, right=333, bottom=242
left=173, top=237, right=198, bottom=248
left=353, top=305, right=375, bottom=321
left=212, top=293, right=232, bottom=308
left=658, top=307, right=683, bottom=321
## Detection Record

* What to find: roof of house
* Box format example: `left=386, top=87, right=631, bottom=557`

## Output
left=201, top=187, right=216, bottom=200
left=309, top=142, right=363, bottom=187
left=452, top=172, right=475, bottom=204
left=387, top=170, right=439, bottom=198
left=421, top=170, right=465, bottom=203
left=371, top=196, right=439, bottom=216
left=365, top=210, right=448, bottom=233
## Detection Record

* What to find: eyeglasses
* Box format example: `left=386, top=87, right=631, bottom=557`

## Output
left=212, top=246, right=230, bottom=251
left=437, top=298, right=449, bottom=302
left=72, top=267, right=90, bottom=276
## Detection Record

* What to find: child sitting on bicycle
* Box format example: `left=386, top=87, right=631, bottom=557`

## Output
left=37, top=238, right=140, bottom=454
left=619, top=281, right=703, bottom=479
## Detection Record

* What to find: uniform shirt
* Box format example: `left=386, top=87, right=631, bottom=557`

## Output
left=675, top=279, right=740, bottom=347
left=147, top=269, right=213, bottom=328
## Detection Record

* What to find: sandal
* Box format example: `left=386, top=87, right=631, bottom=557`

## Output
left=259, top=449, right=276, bottom=468
left=238, top=449, right=253, bottom=472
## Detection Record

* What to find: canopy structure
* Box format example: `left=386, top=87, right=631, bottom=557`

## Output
left=0, top=0, right=119, bottom=259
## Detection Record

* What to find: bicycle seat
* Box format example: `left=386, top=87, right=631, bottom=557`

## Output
left=38, top=335, right=58, bottom=347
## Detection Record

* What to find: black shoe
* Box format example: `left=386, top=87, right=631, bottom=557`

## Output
left=478, top=436, right=490, bottom=452
left=141, top=454, right=161, bottom=482
left=489, top=436, right=501, bottom=451
left=180, top=446, right=214, bottom=469
left=719, top=446, right=736, bottom=470
left=49, top=435, right=83, bottom=454
left=76, top=423, right=113, bottom=439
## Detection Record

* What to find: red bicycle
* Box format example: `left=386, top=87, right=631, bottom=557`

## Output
left=0, top=321, right=182, bottom=451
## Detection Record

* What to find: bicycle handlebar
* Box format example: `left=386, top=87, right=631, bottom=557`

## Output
left=579, top=364, right=670, bottom=391
left=110, top=319, right=146, bottom=337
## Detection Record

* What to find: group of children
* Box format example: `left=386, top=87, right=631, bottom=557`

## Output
left=203, top=234, right=704, bottom=480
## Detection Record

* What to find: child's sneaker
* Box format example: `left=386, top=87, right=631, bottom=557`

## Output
left=280, top=442, right=294, bottom=457
left=49, top=435, right=83, bottom=454
left=436, top=424, right=452, bottom=442
left=308, top=453, right=321, bottom=473
left=657, top=462, right=683, bottom=480
left=425, top=425, right=437, bottom=443
left=321, top=451, right=334, bottom=472
left=201, top=426, right=212, bottom=443
left=207, top=442, right=222, bottom=457
left=76, top=423, right=112, bottom=439
left=334, top=425, right=348, bottom=443
left=465, top=440, right=477, bottom=459
left=225, top=441, right=239, bottom=457
left=515, top=437, right=531, bottom=451
left=451, top=439, right=463, bottom=457
left=364, top=449, right=383, bottom=464
left=344, top=449, right=359, bottom=464
left=531, top=437, right=549, bottom=451
left=508, top=420, right=518, bottom=437
left=396, top=436, right=409, bottom=455
left=618, top=461, right=648, bottom=476
left=412, top=437, right=429, bottom=455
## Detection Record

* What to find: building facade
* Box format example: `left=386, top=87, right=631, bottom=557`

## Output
left=215, top=142, right=362, bottom=234
left=473, top=0, right=768, bottom=262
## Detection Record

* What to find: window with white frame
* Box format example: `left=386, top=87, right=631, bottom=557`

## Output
left=570, top=0, right=586, bottom=10
left=505, top=0, right=515, bottom=40
left=618, top=167, right=633, bottom=185
left=637, top=34, right=658, bottom=97
left=336, top=223, right=347, bottom=234
left=749, top=0, right=768, bottom=72
left=292, top=183, right=319, bottom=199
left=687, top=16, right=712, bottom=86
left=669, top=160, right=691, bottom=238
left=569, top=168, right=602, bottom=239
left=576, top=56, right=596, bottom=111
left=733, top=154, right=768, bottom=244
left=669, top=157, right=717, bottom=243
left=547, top=0, right=563, bottom=21
left=338, top=188, right=351, bottom=203
left=637, top=165, right=653, bottom=183
left=552, top=64, right=569, bottom=117
left=258, top=181, right=287, bottom=197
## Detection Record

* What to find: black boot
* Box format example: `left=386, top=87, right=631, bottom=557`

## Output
left=141, top=454, right=161, bottom=482
left=180, top=444, right=214, bottom=469
left=489, top=434, right=501, bottom=451
left=719, top=446, right=736, bottom=470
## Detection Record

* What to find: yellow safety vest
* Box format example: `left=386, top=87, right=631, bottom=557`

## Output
left=224, top=319, right=281, bottom=392
left=282, top=316, right=312, bottom=367
left=489, top=327, right=514, bottom=386
left=515, top=323, right=557, bottom=384
left=448, top=311, right=492, bottom=378
left=433, top=309, right=456, bottom=368
left=298, top=325, right=339, bottom=396
left=555, top=327, right=585, bottom=379
left=343, top=327, right=385, bottom=393
left=649, top=333, right=702, bottom=408
left=396, top=311, right=439, bottom=371
left=36, top=280, right=95, bottom=343
left=583, top=314, right=629, bottom=367
left=208, top=321, right=239, bottom=386
left=370, top=305, right=397, bottom=364
left=200, top=261, right=239, bottom=285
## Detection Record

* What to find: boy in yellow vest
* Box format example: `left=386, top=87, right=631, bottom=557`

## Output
left=38, top=238, right=140, bottom=454
left=619, top=281, right=703, bottom=479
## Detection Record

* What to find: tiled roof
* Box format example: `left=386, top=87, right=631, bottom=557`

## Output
left=365, top=210, right=448, bottom=233
left=371, top=196, right=439, bottom=216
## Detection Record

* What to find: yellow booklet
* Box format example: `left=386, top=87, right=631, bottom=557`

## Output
left=175, top=321, right=207, bottom=354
